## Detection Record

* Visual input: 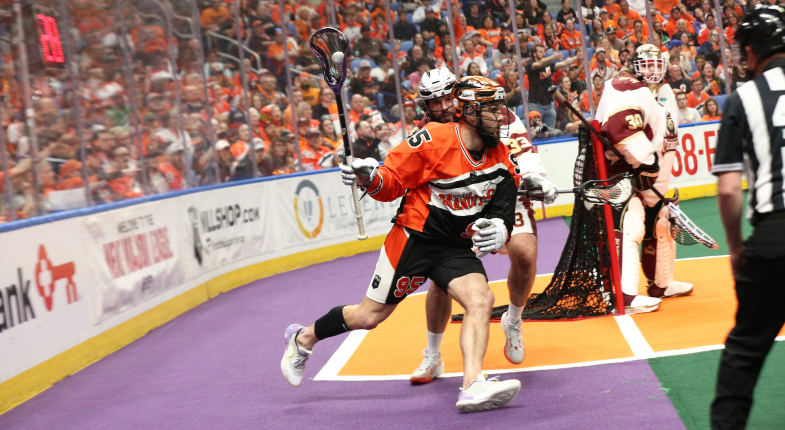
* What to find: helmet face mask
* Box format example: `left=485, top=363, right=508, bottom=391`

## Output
left=419, top=67, right=458, bottom=123
left=632, top=45, right=666, bottom=84
left=452, top=76, right=510, bottom=148
left=423, top=94, right=457, bottom=123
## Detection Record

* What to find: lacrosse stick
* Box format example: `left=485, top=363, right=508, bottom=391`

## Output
left=522, top=173, right=634, bottom=211
left=310, top=28, right=367, bottom=240
left=668, top=203, right=719, bottom=249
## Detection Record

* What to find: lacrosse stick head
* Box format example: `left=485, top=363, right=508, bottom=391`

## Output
left=582, top=173, right=634, bottom=211
left=668, top=203, right=720, bottom=249
left=309, top=28, right=349, bottom=93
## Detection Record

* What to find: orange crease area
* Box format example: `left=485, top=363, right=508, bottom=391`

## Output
left=338, top=257, right=785, bottom=376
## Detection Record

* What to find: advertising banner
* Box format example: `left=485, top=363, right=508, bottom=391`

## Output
left=0, top=218, right=92, bottom=382
left=177, top=183, right=274, bottom=277
left=668, top=122, right=721, bottom=189
left=272, top=172, right=401, bottom=248
left=82, top=200, right=183, bottom=323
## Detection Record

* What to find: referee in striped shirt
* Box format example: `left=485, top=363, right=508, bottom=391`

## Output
left=711, top=5, right=785, bottom=429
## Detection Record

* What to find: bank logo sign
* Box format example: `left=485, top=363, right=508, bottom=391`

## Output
left=294, top=180, right=324, bottom=239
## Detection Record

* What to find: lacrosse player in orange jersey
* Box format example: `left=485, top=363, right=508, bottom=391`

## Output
left=282, top=76, right=522, bottom=413
left=409, top=68, right=557, bottom=387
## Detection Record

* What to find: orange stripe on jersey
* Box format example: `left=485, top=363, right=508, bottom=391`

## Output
left=383, top=224, right=409, bottom=270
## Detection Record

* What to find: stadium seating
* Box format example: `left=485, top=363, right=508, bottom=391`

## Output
left=714, top=94, right=727, bottom=112
left=350, top=58, right=377, bottom=71
left=400, top=40, right=413, bottom=54
left=489, top=69, right=501, bottom=80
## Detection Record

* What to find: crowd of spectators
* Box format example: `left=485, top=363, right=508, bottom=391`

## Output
left=0, top=0, right=759, bottom=222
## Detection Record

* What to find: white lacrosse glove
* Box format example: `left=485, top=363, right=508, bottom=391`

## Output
left=340, top=158, right=379, bottom=188
left=521, top=172, right=557, bottom=204
left=471, top=218, right=508, bottom=258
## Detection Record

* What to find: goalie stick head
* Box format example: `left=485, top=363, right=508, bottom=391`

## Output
left=309, top=28, right=349, bottom=93
left=667, top=203, right=719, bottom=249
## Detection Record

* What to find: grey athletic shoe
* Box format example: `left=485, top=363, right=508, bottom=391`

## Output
left=281, top=324, right=312, bottom=387
left=500, top=311, right=525, bottom=364
left=456, top=373, right=521, bottom=413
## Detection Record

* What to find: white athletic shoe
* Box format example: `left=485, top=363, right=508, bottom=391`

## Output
left=281, top=324, right=312, bottom=387
left=500, top=311, right=524, bottom=364
left=410, top=350, right=444, bottom=384
left=663, top=281, right=694, bottom=298
left=456, top=373, right=521, bottom=413
left=647, top=281, right=694, bottom=298
left=624, top=294, right=662, bottom=314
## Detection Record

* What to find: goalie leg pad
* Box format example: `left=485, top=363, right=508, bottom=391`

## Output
left=620, top=196, right=646, bottom=297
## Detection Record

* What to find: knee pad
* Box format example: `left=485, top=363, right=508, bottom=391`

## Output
left=314, top=305, right=349, bottom=340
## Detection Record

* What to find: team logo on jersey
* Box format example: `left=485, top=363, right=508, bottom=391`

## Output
left=294, top=180, right=324, bottom=239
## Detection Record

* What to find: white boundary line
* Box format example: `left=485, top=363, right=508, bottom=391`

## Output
left=314, top=255, right=742, bottom=381
left=313, top=330, right=368, bottom=381
left=614, top=315, right=655, bottom=358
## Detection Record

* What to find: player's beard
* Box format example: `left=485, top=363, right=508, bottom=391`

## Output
left=479, top=132, right=502, bottom=148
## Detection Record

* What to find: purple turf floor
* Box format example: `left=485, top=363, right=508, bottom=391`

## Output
left=0, top=217, right=685, bottom=429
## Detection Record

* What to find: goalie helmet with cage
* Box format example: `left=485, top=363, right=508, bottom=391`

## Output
left=451, top=76, right=510, bottom=147
left=630, top=44, right=666, bottom=84
left=418, top=67, right=457, bottom=123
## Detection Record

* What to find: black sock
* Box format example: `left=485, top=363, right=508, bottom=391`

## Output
left=314, top=305, right=350, bottom=340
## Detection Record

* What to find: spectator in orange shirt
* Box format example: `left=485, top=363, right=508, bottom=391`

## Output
left=602, top=0, right=621, bottom=20
left=478, top=16, right=502, bottom=46
left=616, top=0, right=641, bottom=31
left=701, top=97, right=721, bottom=122
left=201, top=0, right=230, bottom=33
left=697, top=13, right=718, bottom=45
left=268, top=29, right=297, bottom=75
left=560, top=18, right=582, bottom=53
left=628, top=20, right=648, bottom=46
left=538, top=11, right=564, bottom=39
left=301, top=127, right=336, bottom=171
left=686, top=78, right=710, bottom=112
left=664, top=7, right=693, bottom=36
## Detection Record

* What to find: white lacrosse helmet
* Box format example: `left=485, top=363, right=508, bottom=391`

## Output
left=631, top=44, right=666, bottom=84
left=418, top=67, right=457, bottom=122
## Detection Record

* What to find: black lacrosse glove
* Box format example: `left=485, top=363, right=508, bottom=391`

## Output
left=633, top=153, right=659, bottom=191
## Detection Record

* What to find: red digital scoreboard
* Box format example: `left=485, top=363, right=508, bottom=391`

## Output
left=35, top=13, right=65, bottom=65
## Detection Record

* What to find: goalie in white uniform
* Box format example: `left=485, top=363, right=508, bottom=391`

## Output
left=409, top=68, right=557, bottom=383
left=594, top=45, right=694, bottom=314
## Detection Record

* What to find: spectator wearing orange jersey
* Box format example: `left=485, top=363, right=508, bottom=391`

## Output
left=627, top=20, right=648, bottom=46
left=560, top=19, right=582, bottom=53
left=602, top=0, right=621, bottom=20
left=268, top=30, right=297, bottom=75
left=453, top=13, right=474, bottom=42
left=686, top=78, right=710, bottom=112
left=478, top=16, right=501, bottom=46
left=701, top=98, right=721, bottom=122
left=201, top=0, right=230, bottom=32
left=654, top=0, right=679, bottom=15
left=538, top=12, right=564, bottom=39
left=697, top=13, right=718, bottom=45
left=615, top=0, right=641, bottom=31
left=300, top=128, right=336, bottom=171
left=664, top=7, right=694, bottom=36
left=581, top=72, right=605, bottom=113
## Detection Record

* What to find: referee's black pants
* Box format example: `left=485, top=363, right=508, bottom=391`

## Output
left=711, top=250, right=785, bottom=430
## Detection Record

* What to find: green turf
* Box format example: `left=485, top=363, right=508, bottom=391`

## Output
left=562, top=194, right=754, bottom=259
left=649, top=342, right=785, bottom=430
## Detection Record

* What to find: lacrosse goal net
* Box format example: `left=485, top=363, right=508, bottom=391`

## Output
left=452, top=124, right=623, bottom=322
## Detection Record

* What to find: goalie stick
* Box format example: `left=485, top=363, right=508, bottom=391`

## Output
left=549, top=86, right=719, bottom=249
left=310, top=28, right=367, bottom=240
left=522, top=173, right=634, bottom=211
